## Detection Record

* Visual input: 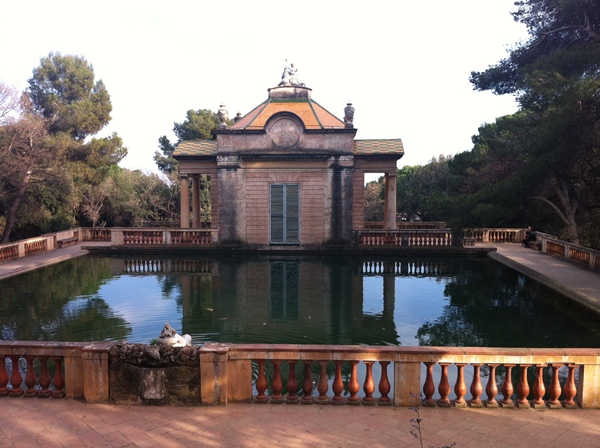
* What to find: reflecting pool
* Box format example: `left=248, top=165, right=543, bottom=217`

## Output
left=1, top=255, right=599, bottom=347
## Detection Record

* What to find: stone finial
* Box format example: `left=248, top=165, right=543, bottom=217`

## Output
left=234, top=112, right=242, bottom=123
left=344, top=101, right=355, bottom=128
left=217, top=104, right=228, bottom=128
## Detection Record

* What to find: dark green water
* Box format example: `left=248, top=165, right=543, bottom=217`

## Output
left=1, top=254, right=599, bottom=347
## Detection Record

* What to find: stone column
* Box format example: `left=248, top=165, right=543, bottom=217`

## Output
left=210, top=172, right=218, bottom=229
left=384, top=173, right=397, bottom=230
left=192, top=175, right=201, bottom=228
left=180, top=175, right=190, bottom=228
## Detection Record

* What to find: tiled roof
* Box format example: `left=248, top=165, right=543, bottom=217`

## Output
left=354, top=139, right=404, bottom=155
left=173, top=138, right=404, bottom=157
left=229, top=99, right=345, bottom=131
left=172, top=140, right=216, bottom=157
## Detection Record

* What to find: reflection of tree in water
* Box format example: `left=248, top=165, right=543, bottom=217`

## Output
left=0, top=256, right=130, bottom=341
left=45, top=296, right=130, bottom=341
left=156, top=274, right=181, bottom=298
left=416, top=261, right=600, bottom=348
left=417, top=306, right=485, bottom=347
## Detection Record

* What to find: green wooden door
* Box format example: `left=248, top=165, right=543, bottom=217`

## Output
left=270, top=184, right=300, bottom=244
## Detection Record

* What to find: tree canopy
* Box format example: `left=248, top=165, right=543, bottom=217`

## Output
left=154, top=108, right=230, bottom=223
left=27, top=52, right=112, bottom=141
left=154, top=109, right=221, bottom=175
left=462, top=0, right=600, bottom=245
left=470, top=0, right=600, bottom=97
left=0, top=53, right=133, bottom=241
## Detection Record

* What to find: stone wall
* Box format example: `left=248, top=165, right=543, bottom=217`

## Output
left=108, top=343, right=201, bottom=405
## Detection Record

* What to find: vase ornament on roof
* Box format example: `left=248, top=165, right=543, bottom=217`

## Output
left=278, top=60, right=305, bottom=87
left=217, top=104, right=228, bottom=128
left=344, top=102, right=354, bottom=128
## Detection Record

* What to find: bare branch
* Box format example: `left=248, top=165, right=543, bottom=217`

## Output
left=0, top=83, right=20, bottom=123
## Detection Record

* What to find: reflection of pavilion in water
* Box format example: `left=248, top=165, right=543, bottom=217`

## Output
left=114, top=257, right=452, bottom=345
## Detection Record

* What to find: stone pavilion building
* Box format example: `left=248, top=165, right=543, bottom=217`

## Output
left=172, top=73, right=404, bottom=246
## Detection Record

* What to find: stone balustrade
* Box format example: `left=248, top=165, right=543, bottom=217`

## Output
left=109, top=228, right=217, bottom=245
left=81, top=227, right=111, bottom=241
left=0, top=229, right=84, bottom=264
left=2, top=226, right=462, bottom=259
left=201, top=344, right=600, bottom=409
left=0, top=236, right=53, bottom=263
left=356, top=230, right=454, bottom=247
left=464, top=228, right=600, bottom=273
left=465, top=228, right=525, bottom=243
left=537, top=233, right=600, bottom=273
left=0, top=341, right=116, bottom=402
left=2, top=342, right=599, bottom=409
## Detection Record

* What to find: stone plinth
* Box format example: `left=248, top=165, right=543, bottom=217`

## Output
left=108, top=343, right=201, bottom=405
left=267, top=86, right=312, bottom=99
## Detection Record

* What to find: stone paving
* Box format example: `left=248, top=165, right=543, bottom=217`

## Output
left=1, top=398, right=599, bottom=447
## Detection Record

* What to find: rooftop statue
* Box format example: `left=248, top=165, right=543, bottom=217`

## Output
left=278, top=60, right=305, bottom=87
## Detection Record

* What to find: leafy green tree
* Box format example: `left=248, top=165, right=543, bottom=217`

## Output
left=364, top=180, right=384, bottom=222
left=395, top=156, right=452, bottom=223
left=27, top=52, right=112, bottom=141
left=154, top=109, right=220, bottom=175
left=0, top=53, right=128, bottom=240
left=112, top=169, right=180, bottom=225
left=155, top=135, right=178, bottom=175
left=469, top=0, right=600, bottom=245
left=0, top=90, right=67, bottom=242
left=155, top=108, right=228, bottom=224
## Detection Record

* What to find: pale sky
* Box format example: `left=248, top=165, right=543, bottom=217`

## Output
left=2, top=0, right=527, bottom=175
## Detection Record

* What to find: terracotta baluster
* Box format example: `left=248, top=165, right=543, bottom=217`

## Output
left=51, top=357, right=66, bottom=398
left=500, top=364, right=515, bottom=407
left=254, top=359, right=268, bottom=403
left=38, top=356, right=52, bottom=398
left=516, top=365, right=530, bottom=408
left=271, top=360, right=283, bottom=404
left=302, top=361, right=314, bottom=404
left=423, top=362, right=436, bottom=407
left=317, top=361, right=329, bottom=404
left=24, top=356, right=38, bottom=398
left=378, top=361, right=391, bottom=405
left=547, top=364, right=562, bottom=408
left=562, top=364, right=578, bottom=409
left=332, top=360, right=344, bottom=404
left=438, top=363, right=451, bottom=407
left=485, top=364, right=499, bottom=408
left=454, top=363, right=467, bottom=408
left=347, top=361, right=360, bottom=405
left=286, top=360, right=299, bottom=404
left=9, top=355, right=24, bottom=397
left=362, top=361, right=375, bottom=405
left=531, top=364, right=547, bottom=408
left=470, top=363, right=483, bottom=408
left=0, top=355, right=9, bottom=396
